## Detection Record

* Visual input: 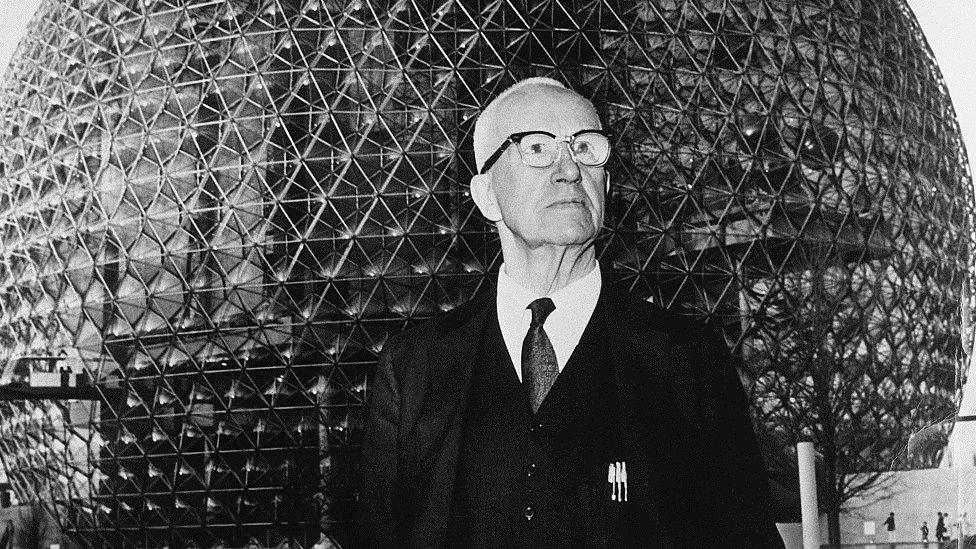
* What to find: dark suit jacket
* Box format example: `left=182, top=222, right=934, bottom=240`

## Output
left=358, top=272, right=784, bottom=548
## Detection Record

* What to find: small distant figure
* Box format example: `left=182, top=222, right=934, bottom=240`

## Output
left=937, top=512, right=947, bottom=541
left=921, top=521, right=929, bottom=543
left=948, top=512, right=969, bottom=544
left=883, top=512, right=896, bottom=542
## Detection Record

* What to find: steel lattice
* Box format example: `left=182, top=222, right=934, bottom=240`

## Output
left=0, top=0, right=970, bottom=547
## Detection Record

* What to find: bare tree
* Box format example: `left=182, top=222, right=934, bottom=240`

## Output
left=746, top=246, right=958, bottom=546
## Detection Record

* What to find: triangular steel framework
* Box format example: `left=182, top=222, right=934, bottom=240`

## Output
left=0, top=0, right=970, bottom=547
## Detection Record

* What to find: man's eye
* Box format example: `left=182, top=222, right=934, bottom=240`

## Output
left=575, top=142, right=591, bottom=154
left=526, top=143, right=546, bottom=154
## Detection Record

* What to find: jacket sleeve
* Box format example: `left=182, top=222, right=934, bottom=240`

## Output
left=701, top=329, right=785, bottom=548
left=355, top=343, right=402, bottom=548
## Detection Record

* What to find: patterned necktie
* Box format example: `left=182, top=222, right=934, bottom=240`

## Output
left=521, top=297, right=558, bottom=413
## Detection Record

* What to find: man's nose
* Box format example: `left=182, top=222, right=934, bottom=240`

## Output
left=552, top=143, right=581, bottom=183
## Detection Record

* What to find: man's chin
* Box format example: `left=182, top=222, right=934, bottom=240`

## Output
left=503, top=217, right=600, bottom=249
left=537, top=225, right=599, bottom=247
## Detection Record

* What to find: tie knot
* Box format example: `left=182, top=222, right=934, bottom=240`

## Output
left=527, top=297, right=556, bottom=327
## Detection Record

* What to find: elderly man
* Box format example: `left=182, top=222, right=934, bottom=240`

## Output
left=357, top=77, right=784, bottom=548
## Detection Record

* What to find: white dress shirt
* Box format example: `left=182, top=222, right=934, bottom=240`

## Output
left=496, top=262, right=602, bottom=381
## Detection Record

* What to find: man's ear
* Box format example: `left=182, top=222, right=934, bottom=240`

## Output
left=470, top=173, right=502, bottom=222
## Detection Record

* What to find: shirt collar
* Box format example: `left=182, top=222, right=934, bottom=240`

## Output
left=496, top=262, right=602, bottom=318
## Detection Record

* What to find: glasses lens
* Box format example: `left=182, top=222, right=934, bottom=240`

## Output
left=571, top=132, right=610, bottom=166
left=517, top=133, right=559, bottom=167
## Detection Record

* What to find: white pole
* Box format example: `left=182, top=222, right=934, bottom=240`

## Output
left=798, top=441, right=821, bottom=549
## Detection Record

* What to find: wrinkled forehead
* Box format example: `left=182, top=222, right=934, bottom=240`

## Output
left=493, top=87, right=601, bottom=138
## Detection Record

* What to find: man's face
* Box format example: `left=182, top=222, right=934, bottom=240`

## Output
left=482, top=88, right=606, bottom=250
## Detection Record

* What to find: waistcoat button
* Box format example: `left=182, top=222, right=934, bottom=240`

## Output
left=523, top=506, right=534, bottom=520
left=526, top=463, right=537, bottom=477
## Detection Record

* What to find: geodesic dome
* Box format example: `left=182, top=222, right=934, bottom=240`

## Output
left=0, top=0, right=970, bottom=547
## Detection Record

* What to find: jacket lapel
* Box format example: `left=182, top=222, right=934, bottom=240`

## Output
left=604, top=283, right=692, bottom=547
left=402, top=290, right=494, bottom=548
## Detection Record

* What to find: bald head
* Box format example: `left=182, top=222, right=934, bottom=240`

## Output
left=473, top=77, right=600, bottom=173
left=467, top=76, right=607, bottom=267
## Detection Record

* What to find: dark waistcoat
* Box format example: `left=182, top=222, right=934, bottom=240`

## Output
left=447, top=311, right=655, bottom=548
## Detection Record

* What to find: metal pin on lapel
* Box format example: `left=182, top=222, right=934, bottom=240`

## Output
left=608, top=464, right=616, bottom=501
left=615, top=462, right=622, bottom=501
left=621, top=461, right=628, bottom=502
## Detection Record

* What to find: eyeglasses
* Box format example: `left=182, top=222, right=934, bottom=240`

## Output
left=479, top=129, right=611, bottom=174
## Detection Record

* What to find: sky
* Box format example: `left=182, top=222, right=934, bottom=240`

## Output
left=0, top=0, right=972, bottom=159
left=0, top=0, right=41, bottom=73
left=908, top=0, right=976, bottom=166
